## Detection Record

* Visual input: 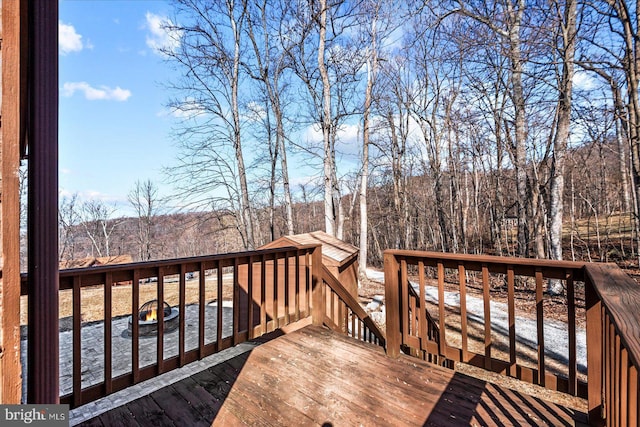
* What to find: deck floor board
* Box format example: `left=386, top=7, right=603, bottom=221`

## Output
left=79, top=325, right=587, bottom=426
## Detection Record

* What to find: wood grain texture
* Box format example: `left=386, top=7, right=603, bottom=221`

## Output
left=79, top=325, right=587, bottom=426
left=585, top=263, right=640, bottom=370
left=0, top=0, right=27, bottom=403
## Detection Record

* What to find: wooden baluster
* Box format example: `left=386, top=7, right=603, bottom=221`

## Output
left=459, top=263, right=468, bottom=363
left=507, top=266, right=516, bottom=377
left=284, top=251, right=290, bottom=325
left=401, top=259, right=409, bottom=347
left=247, top=257, right=254, bottom=339
left=295, top=251, right=300, bottom=321
left=437, top=261, right=446, bottom=358
left=157, top=268, right=165, bottom=373
left=199, top=263, right=205, bottom=357
left=628, top=364, right=637, bottom=427
left=216, top=261, right=223, bottom=351
left=132, top=270, right=140, bottom=384
left=261, top=254, right=267, bottom=335
left=72, top=275, right=82, bottom=407
left=418, top=261, right=427, bottom=353
left=621, top=346, right=628, bottom=427
left=104, top=272, right=112, bottom=395
left=330, top=290, right=335, bottom=326
left=611, top=319, right=617, bottom=425
left=232, top=258, right=240, bottom=346
left=566, top=269, right=577, bottom=395
left=614, top=327, right=620, bottom=425
left=482, top=264, right=491, bottom=370
left=603, top=313, right=609, bottom=422
left=306, top=251, right=312, bottom=316
left=273, top=253, right=279, bottom=329
left=351, top=312, right=356, bottom=340
left=409, top=289, right=417, bottom=338
left=535, top=269, right=545, bottom=387
left=179, top=264, right=186, bottom=367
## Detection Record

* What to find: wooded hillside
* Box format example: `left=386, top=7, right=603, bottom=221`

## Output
left=47, top=1, right=640, bottom=272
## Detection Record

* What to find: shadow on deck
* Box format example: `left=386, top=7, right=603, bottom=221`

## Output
left=76, top=325, right=587, bottom=426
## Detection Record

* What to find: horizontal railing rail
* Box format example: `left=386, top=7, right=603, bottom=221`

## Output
left=319, top=264, right=385, bottom=347
left=21, top=244, right=322, bottom=408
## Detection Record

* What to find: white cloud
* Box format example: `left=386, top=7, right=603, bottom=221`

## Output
left=145, top=12, right=182, bottom=55
left=62, top=82, right=132, bottom=101
left=59, top=21, right=85, bottom=55
left=573, top=71, right=598, bottom=91
left=304, top=123, right=360, bottom=147
left=246, top=101, right=267, bottom=121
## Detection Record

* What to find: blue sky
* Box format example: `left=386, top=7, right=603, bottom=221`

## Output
left=58, top=1, right=369, bottom=217
left=59, top=0, right=182, bottom=213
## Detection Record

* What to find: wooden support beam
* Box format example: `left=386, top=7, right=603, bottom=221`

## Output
left=1, top=0, right=27, bottom=403
left=27, top=0, right=59, bottom=404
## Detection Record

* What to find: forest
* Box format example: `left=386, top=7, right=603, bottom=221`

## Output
left=52, top=0, right=640, bottom=279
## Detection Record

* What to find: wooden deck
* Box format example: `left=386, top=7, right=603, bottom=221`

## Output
left=78, top=325, right=587, bottom=426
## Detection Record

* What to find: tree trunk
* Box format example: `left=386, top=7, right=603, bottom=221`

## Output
left=230, top=5, right=255, bottom=249
left=317, top=0, right=336, bottom=236
left=359, top=19, right=377, bottom=277
left=548, top=0, right=577, bottom=295
left=508, top=1, right=529, bottom=257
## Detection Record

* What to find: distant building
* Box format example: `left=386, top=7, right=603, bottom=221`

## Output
left=59, top=254, right=134, bottom=270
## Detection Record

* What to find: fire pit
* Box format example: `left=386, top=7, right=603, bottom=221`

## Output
left=127, top=300, right=179, bottom=336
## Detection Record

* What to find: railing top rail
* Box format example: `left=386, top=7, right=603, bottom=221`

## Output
left=20, top=244, right=321, bottom=294
left=63, top=244, right=318, bottom=275
left=585, top=262, right=640, bottom=369
left=384, top=250, right=587, bottom=271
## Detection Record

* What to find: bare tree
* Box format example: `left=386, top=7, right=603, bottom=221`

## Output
left=286, top=0, right=362, bottom=239
left=164, top=0, right=256, bottom=249
left=245, top=0, right=295, bottom=237
left=59, top=193, right=81, bottom=262
left=128, top=179, right=160, bottom=261
left=547, top=0, right=578, bottom=293
left=447, top=0, right=531, bottom=256
left=80, top=200, right=120, bottom=258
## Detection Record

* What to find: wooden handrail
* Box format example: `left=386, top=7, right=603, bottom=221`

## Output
left=320, top=264, right=386, bottom=346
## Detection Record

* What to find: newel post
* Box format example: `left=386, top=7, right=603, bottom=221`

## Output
left=311, top=245, right=323, bottom=326
left=585, top=267, right=604, bottom=426
left=384, top=251, right=401, bottom=358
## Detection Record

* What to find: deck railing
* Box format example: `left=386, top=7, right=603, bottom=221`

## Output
left=584, top=263, right=640, bottom=426
left=383, top=250, right=640, bottom=426
left=21, top=244, right=323, bottom=408
left=318, top=264, right=385, bottom=346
